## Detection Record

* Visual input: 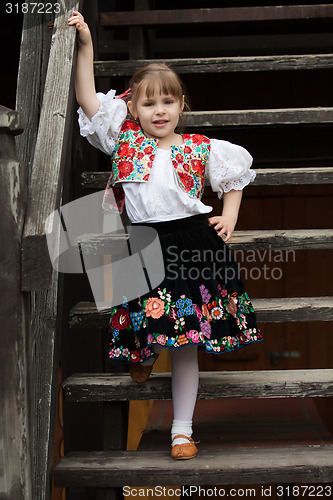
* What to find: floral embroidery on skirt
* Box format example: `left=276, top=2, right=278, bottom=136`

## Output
left=107, top=214, right=263, bottom=363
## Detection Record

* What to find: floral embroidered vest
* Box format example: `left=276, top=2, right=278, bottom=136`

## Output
left=102, top=120, right=211, bottom=213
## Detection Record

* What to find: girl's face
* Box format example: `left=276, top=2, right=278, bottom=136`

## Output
left=128, top=86, right=184, bottom=143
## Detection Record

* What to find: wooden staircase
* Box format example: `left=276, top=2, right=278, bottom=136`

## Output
left=54, top=1, right=333, bottom=497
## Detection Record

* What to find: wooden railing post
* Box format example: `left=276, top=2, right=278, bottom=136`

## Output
left=15, top=2, right=82, bottom=499
left=21, top=0, right=81, bottom=292
left=0, top=106, right=32, bottom=499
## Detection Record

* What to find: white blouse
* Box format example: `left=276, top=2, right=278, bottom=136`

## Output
left=78, top=90, right=256, bottom=223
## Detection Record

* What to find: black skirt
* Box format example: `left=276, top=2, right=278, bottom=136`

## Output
left=107, top=214, right=263, bottom=364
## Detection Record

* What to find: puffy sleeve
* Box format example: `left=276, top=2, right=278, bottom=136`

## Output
left=206, top=138, right=256, bottom=199
left=77, top=89, right=127, bottom=155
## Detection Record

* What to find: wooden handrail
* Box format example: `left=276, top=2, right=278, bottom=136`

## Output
left=21, top=0, right=80, bottom=291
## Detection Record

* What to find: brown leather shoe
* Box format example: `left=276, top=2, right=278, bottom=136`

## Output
left=129, top=354, right=159, bottom=383
left=171, top=434, right=199, bottom=460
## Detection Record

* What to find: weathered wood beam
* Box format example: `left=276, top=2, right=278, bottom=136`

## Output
left=15, top=10, right=52, bottom=178
left=185, top=108, right=333, bottom=128
left=229, top=229, right=333, bottom=250
left=94, top=54, right=333, bottom=77
left=80, top=167, right=333, bottom=189
left=252, top=166, right=333, bottom=186
left=0, top=106, right=32, bottom=499
left=68, top=297, right=333, bottom=328
left=16, top=4, right=83, bottom=500
left=55, top=445, right=333, bottom=487
left=255, top=297, right=333, bottom=323
left=75, top=229, right=333, bottom=255
left=63, top=369, right=333, bottom=402
left=15, top=13, right=59, bottom=500
left=21, top=0, right=80, bottom=291
left=100, top=5, right=333, bottom=27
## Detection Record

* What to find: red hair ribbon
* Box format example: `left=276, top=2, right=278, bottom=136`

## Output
left=117, top=88, right=131, bottom=100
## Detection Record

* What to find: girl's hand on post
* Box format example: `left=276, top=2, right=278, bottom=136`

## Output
left=208, top=215, right=236, bottom=242
left=68, top=11, right=91, bottom=45
left=69, top=10, right=99, bottom=119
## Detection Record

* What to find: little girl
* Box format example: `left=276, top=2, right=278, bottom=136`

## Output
left=69, top=11, right=263, bottom=460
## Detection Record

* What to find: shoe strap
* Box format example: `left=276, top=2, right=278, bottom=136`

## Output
left=172, top=434, right=200, bottom=444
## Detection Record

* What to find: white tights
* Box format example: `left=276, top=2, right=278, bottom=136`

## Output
left=169, top=345, right=199, bottom=445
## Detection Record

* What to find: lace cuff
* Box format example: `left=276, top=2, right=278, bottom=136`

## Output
left=207, top=138, right=255, bottom=198
left=77, top=89, right=127, bottom=155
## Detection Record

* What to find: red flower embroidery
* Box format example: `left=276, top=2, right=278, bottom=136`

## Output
left=191, top=159, right=204, bottom=174
left=123, top=120, right=140, bottom=131
left=184, top=145, right=192, bottom=154
left=118, top=160, right=134, bottom=178
left=192, top=134, right=210, bottom=145
left=175, top=153, right=183, bottom=163
left=111, top=309, right=131, bottom=330
left=144, top=145, right=154, bottom=154
left=137, top=152, right=144, bottom=159
left=178, top=172, right=194, bottom=191
left=192, top=135, right=204, bottom=145
left=117, top=143, right=135, bottom=158
left=183, top=163, right=190, bottom=172
left=130, top=350, right=141, bottom=363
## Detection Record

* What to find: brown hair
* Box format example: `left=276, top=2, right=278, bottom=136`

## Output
left=128, top=63, right=190, bottom=129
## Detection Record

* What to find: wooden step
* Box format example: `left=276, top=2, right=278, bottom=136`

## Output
left=250, top=166, right=333, bottom=186
left=81, top=167, right=333, bottom=189
left=76, top=229, right=333, bottom=255
left=63, top=369, right=333, bottom=403
left=54, top=445, right=333, bottom=487
left=95, top=54, right=333, bottom=77
left=100, top=5, right=333, bottom=27
left=185, top=108, right=333, bottom=128
left=69, top=297, right=333, bottom=328
left=229, top=229, right=333, bottom=250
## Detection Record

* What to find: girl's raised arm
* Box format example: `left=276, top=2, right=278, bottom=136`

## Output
left=68, top=11, right=100, bottom=120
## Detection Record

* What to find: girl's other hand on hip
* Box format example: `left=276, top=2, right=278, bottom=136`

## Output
left=208, top=215, right=236, bottom=242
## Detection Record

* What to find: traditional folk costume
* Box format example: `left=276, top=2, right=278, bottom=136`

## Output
left=78, top=90, right=263, bottom=366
